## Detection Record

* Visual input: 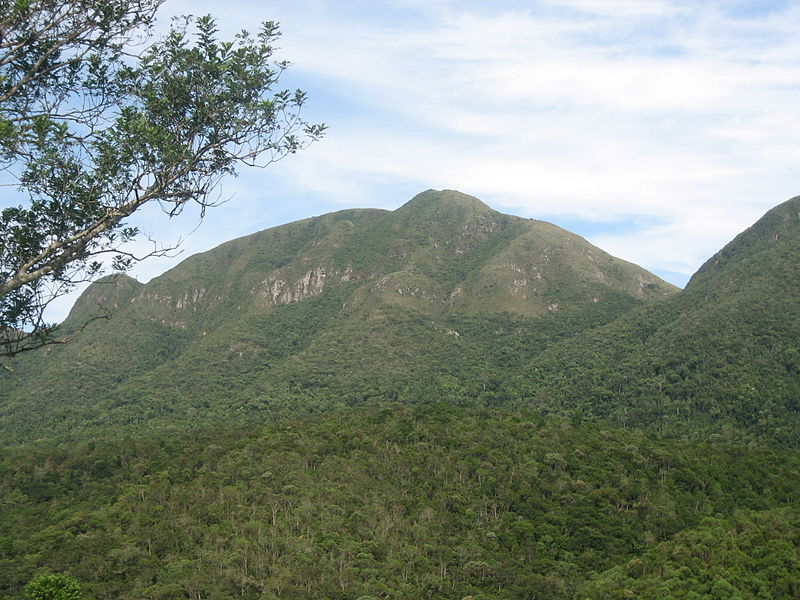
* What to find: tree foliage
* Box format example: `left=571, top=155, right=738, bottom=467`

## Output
left=0, top=405, right=797, bottom=599
left=24, top=573, right=84, bottom=600
left=0, top=0, right=325, bottom=356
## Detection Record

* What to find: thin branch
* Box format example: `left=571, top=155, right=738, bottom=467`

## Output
left=1, top=312, right=111, bottom=358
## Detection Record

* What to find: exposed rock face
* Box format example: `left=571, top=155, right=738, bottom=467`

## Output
left=132, top=288, right=222, bottom=312
left=255, top=265, right=359, bottom=306
left=176, top=288, right=207, bottom=310
left=259, top=268, right=328, bottom=305
left=634, top=273, right=658, bottom=297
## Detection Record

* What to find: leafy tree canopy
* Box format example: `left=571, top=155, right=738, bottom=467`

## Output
left=0, top=0, right=325, bottom=356
left=24, top=573, right=84, bottom=600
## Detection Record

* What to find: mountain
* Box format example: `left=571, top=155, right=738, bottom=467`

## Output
left=2, top=191, right=799, bottom=600
left=524, top=195, right=800, bottom=445
left=3, top=191, right=798, bottom=447
left=0, top=190, right=677, bottom=444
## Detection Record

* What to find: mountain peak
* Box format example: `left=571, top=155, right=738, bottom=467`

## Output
left=686, top=195, right=800, bottom=292
left=63, top=273, right=142, bottom=328
left=397, top=189, right=495, bottom=215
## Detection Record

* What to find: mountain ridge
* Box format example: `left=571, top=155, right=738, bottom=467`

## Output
left=2, top=190, right=798, bottom=445
left=525, top=195, right=800, bottom=445
left=0, top=190, right=678, bottom=444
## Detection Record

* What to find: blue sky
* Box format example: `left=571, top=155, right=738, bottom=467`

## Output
left=26, top=1, right=800, bottom=319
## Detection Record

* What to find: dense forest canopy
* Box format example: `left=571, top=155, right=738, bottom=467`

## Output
left=1, top=405, right=798, bottom=599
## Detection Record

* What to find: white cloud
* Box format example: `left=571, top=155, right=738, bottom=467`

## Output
left=128, top=4, right=800, bottom=218
left=544, top=0, right=681, bottom=18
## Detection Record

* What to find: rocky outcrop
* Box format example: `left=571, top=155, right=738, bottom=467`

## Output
left=255, top=265, right=358, bottom=306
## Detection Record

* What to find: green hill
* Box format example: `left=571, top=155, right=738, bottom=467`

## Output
left=2, top=192, right=798, bottom=446
left=0, top=190, right=677, bottom=444
left=523, top=196, right=800, bottom=445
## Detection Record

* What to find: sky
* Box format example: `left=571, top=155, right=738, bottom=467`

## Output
left=23, top=1, right=800, bottom=320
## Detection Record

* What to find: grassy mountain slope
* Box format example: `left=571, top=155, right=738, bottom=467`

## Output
left=0, top=190, right=677, bottom=444
left=523, top=196, right=800, bottom=446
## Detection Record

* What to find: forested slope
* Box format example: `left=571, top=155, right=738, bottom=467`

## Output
left=522, top=196, right=800, bottom=446
left=1, top=405, right=797, bottom=600
left=1, top=193, right=799, bottom=599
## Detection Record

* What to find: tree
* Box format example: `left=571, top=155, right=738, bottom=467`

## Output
left=24, top=573, right=84, bottom=600
left=0, top=0, right=325, bottom=357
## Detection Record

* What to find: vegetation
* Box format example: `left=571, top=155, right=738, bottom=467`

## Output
left=0, top=191, right=676, bottom=444
left=0, top=1, right=324, bottom=356
left=24, top=573, right=85, bottom=600
left=1, top=192, right=798, bottom=598
left=1, top=405, right=797, bottom=599
left=580, top=507, right=800, bottom=599
left=523, top=196, right=800, bottom=446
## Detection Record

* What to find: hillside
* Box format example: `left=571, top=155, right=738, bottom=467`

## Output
left=0, top=190, right=677, bottom=444
left=0, top=405, right=797, bottom=600
left=523, top=195, right=800, bottom=445
left=2, top=192, right=798, bottom=447
left=1, top=191, right=799, bottom=600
